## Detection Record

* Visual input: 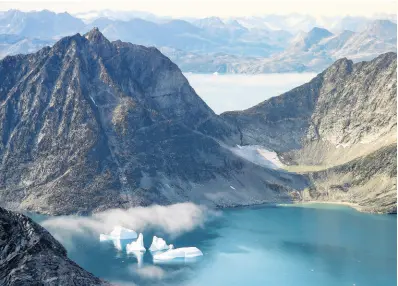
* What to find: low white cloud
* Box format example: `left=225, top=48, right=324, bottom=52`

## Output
left=134, top=265, right=165, bottom=280
left=41, top=203, right=213, bottom=245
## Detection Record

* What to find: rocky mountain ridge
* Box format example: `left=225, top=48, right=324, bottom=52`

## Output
left=222, top=52, right=397, bottom=213
left=0, top=28, right=307, bottom=215
left=222, top=52, right=396, bottom=163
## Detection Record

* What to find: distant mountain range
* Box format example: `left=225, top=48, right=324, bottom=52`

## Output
left=0, top=10, right=396, bottom=73
left=163, top=20, right=397, bottom=73
left=0, top=9, right=85, bottom=38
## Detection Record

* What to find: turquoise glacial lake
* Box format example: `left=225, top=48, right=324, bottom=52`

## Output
left=31, top=204, right=397, bottom=286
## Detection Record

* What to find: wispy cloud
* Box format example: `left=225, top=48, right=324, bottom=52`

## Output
left=41, top=203, right=214, bottom=246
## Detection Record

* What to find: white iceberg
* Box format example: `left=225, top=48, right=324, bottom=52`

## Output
left=153, top=247, right=203, bottom=261
left=129, top=250, right=144, bottom=267
left=112, top=239, right=122, bottom=251
left=149, top=236, right=174, bottom=252
left=126, top=233, right=146, bottom=253
left=99, top=225, right=137, bottom=241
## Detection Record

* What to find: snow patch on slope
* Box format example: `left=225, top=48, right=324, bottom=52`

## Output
left=229, top=145, right=283, bottom=169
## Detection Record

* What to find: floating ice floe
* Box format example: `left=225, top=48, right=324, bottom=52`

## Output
left=149, top=236, right=174, bottom=252
left=126, top=233, right=146, bottom=253
left=99, top=225, right=138, bottom=241
left=153, top=247, right=203, bottom=261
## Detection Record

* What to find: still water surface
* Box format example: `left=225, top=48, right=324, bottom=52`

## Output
left=31, top=204, right=397, bottom=286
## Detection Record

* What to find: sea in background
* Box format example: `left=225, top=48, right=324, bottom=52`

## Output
left=31, top=204, right=397, bottom=286
left=184, top=73, right=317, bottom=114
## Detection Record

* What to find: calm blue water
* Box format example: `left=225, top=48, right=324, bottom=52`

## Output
left=31, top=205, right=397, bottom=286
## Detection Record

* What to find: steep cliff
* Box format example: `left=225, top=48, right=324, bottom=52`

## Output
left=0, top=207, right=109, bottom=285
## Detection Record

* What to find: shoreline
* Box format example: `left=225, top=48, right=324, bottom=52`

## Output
left=15, top=199, right=395, bottom=217
left=278, top=201, right=363, bottom=212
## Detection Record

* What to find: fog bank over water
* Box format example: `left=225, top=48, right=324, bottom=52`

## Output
left=185, top=73, right=317, bottom=114
left=41, top=203, right=213, bottom=246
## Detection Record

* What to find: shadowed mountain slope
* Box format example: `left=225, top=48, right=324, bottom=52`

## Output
left=0, top=207, right=110, bottom=285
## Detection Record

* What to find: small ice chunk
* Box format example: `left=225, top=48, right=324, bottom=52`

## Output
left=153, top=247, right=203, bottom=261
left=149, top=236, right=174, bottom=252
left=126, top=233, right=146, bottom=253
left=99, top=225, right=137, bottom=240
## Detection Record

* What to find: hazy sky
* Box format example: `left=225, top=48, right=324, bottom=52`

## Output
left=185, top=73, right=316, bottom=113
left=0, top=0, right=396, bottom=18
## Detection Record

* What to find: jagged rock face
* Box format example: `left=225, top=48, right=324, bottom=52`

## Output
left=0, top=207, right=109, bottom=285
left=222, top=52, right=397, bottom=165
left=0, top=28, right=307, bottom=214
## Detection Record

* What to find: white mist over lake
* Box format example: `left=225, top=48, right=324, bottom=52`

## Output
left=185, top=73, right=317, bottom=114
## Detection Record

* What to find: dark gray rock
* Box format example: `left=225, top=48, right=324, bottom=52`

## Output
left=0, top=28, right=307, bottom=215
left=0, top=207, right=110, bottom=285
